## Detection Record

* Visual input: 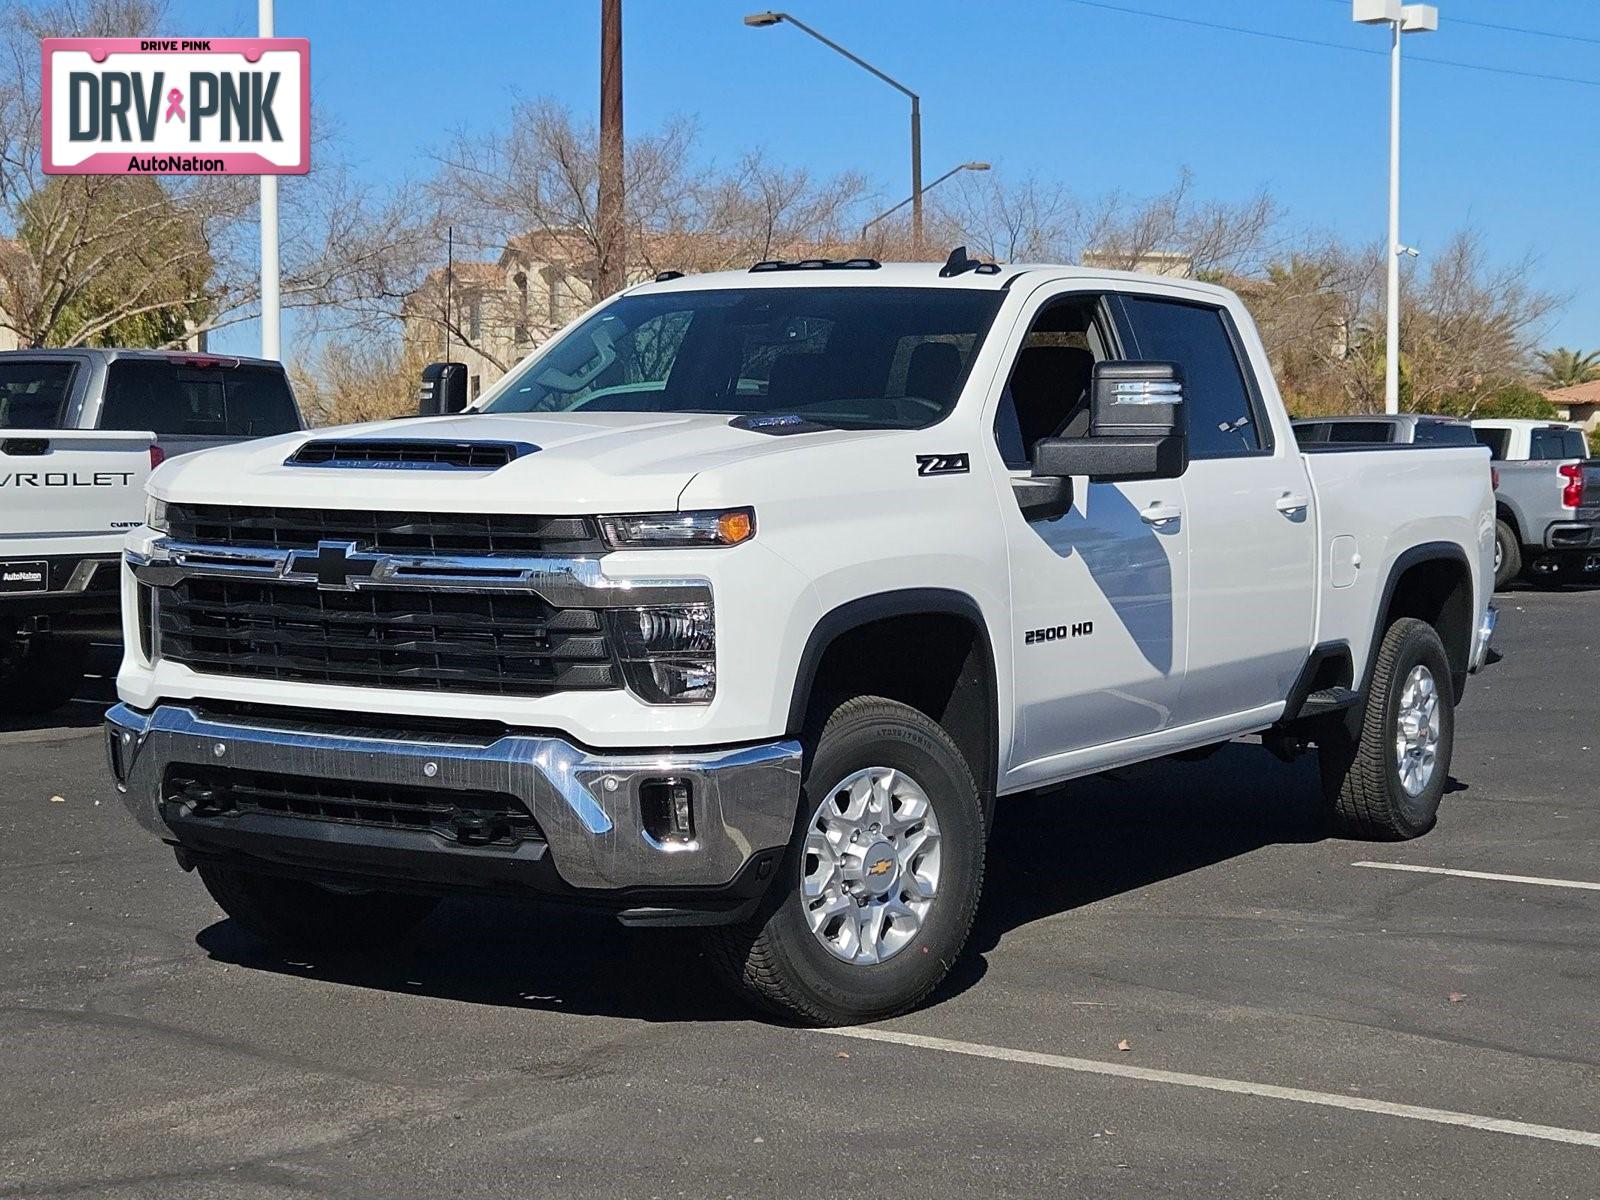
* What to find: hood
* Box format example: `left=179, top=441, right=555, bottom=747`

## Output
left=149, top=410, right=890, bottom=514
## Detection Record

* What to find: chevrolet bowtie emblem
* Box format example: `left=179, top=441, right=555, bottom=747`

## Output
left=294, top=540, right=380, bottom=591
left=867, top=859, right=894, bottom=877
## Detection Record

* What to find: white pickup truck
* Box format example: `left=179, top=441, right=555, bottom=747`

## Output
left=1, top=355, right=153, bottom=714
left=107, top=254, right=1498, bottom=1023
left=1, top=350, right=303, bottom=714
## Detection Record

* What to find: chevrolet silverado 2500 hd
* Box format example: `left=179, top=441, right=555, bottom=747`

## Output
left=107, top=254, right=1498, bottom=1024
left=1, top=350, right=303, bottom=714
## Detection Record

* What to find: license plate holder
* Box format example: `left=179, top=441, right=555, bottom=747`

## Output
left=0, top=561, right=48, bottom=594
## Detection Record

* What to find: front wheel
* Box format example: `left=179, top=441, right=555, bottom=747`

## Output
left=708, top=696, right=986, bottom=1025
left=1318, top=617, right=1455, bottom=840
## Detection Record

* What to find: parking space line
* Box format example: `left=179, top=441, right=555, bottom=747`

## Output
left=1353, top=861, right=1600, bottom=892
left=823, top=1027, right=1600, bottom=1149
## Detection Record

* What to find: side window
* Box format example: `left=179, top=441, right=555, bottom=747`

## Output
left=1116, top=295, right=1266, bottom=458
left=993, top=296, right=1109, bottom=469
left=1473, top=429, right=1510, bottom=460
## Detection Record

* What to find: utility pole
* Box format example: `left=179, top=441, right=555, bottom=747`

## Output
left=259, top=0, right=280, bottom=360
left=597, top=0, right=625, bottom=298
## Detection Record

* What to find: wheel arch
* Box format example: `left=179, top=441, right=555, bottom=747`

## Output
left=1368, top=542, right=1475, bottom=702
left=786, top=589, right=1000, bottom=823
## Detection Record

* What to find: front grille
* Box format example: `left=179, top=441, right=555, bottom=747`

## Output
left=158, top=577, right=619, bottom=696
left=287, top=438, right=534, bottom=470
left=164, top=765, right=543, bottom=846
left=165, top=504, right=604, bottom=557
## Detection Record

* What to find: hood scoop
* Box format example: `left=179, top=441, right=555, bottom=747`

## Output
left=286, top=438, right=540, bottom=471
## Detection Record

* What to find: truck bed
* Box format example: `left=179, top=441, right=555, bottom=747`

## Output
left=1303, top=443, right=1493, bottom=690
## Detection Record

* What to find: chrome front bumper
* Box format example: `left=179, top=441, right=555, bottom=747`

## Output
left=105, top=703, right=801, bottom=893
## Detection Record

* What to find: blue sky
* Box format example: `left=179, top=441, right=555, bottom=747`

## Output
left=164, top=0, right=1600, bottom=360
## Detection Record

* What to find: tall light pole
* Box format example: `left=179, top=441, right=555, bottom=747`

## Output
left=259, top=0, right=279, bottom=360
left=1353, top=0, right=1438, bottom=414
left=743, top=11, right=924, bottom=255
left=862, top=161, right=989, bottom=240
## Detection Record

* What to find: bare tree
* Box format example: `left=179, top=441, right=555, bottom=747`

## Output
left=0, top=0, right=438, bottom=349
left=289, top=335, right=429, bottom=427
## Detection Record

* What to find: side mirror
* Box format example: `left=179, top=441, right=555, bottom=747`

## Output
left=1031, top=361, right=1188, bottom=483
left=418, top=362, right=470, bottom=416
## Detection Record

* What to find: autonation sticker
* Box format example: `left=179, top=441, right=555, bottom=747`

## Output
left=42, top=37, right=309, bottom=175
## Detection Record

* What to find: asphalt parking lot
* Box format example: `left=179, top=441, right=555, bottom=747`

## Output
left=2, top=584, right=1597, bottom=1200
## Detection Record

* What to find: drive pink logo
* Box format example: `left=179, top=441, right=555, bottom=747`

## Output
left=42, top=37, right=310, bottom=175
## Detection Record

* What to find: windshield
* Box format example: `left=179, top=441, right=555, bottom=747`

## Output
left=0, top=361, right=76, bottom=429
left=482, top=286, right=1005, bottom=430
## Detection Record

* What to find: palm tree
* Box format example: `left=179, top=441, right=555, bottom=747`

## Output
left=1537, top=347, right=1600, bottom=388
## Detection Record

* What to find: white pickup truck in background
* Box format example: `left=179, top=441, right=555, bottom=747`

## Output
left=0, top=350, right=303, bottom=715
left=1472, top=418, right=1599, bottom=588
left=107, top=253, right=1498, bottom=1024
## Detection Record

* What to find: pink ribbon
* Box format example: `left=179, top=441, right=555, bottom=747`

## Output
left=164, top=88, right=185, bottom=123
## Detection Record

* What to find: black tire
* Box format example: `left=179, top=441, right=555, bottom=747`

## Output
left=1318, top=617, right=1454, bottom=840
left=198, top=864, right=439, bottom=952
left=1492, top=520, right=1521, bottom=590
left=707, top=696, right=985, bottom=1025
left=0, top=637, right=89, bottom=716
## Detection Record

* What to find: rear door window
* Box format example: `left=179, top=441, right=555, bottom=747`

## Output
left=1114, top=295, right=1267, bottom=458
left=0, top=361, right=77, bottom=429
left=100, top=361, right=299, bottom=437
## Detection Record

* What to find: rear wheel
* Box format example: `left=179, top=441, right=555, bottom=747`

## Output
left=198, top=865, right=439, bottom=952
left=1318, top=617, right=1454, bottom=840
left=1491, top=520, right=1520, bottom=590
left=0, top=636, right=88, bottom=716
left=707, top=696, right=985, bottom=1025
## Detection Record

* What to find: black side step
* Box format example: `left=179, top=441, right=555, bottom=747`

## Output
left=1297, top=686, right=1360, bottom=717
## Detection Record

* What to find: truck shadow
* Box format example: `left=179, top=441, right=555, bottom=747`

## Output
left=0, top=644, right=117, bottom=735
left=194, top=743, right=1459, bottom=1024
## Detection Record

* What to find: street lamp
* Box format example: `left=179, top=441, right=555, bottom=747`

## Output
left=743, top=11, right=926, bottom=255
left=861, top=161, right=989, bottom=240
left=1352, top=0, right=1438, bottom=414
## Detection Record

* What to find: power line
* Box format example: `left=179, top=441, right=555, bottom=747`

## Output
left=1058, top=0, right=1600, bottom=89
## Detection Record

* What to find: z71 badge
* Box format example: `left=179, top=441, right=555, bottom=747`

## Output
left=916, top=453, right=969, bottom=477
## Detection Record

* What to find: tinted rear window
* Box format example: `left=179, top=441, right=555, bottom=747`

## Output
left=1414, top=420, right=1475, bottom=446
left=0, top=361, right=76, bottom=429
left=99, top=361, right=299, bottom=438
left=1528, top=427, right=1587, bottom=460
left=1325, top=421, right=1395, bottom=443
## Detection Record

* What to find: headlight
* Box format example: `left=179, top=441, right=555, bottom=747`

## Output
left=146, top=495, right=169, bottom=534
left=607, top=604, right=716, bottom=703
left=600, top=508, right=754, bottom=549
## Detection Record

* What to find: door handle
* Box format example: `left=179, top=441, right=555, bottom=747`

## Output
left=1140, top=500, right=1183, bottom=526
left=1275, top=492, right=1310, bottom=514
